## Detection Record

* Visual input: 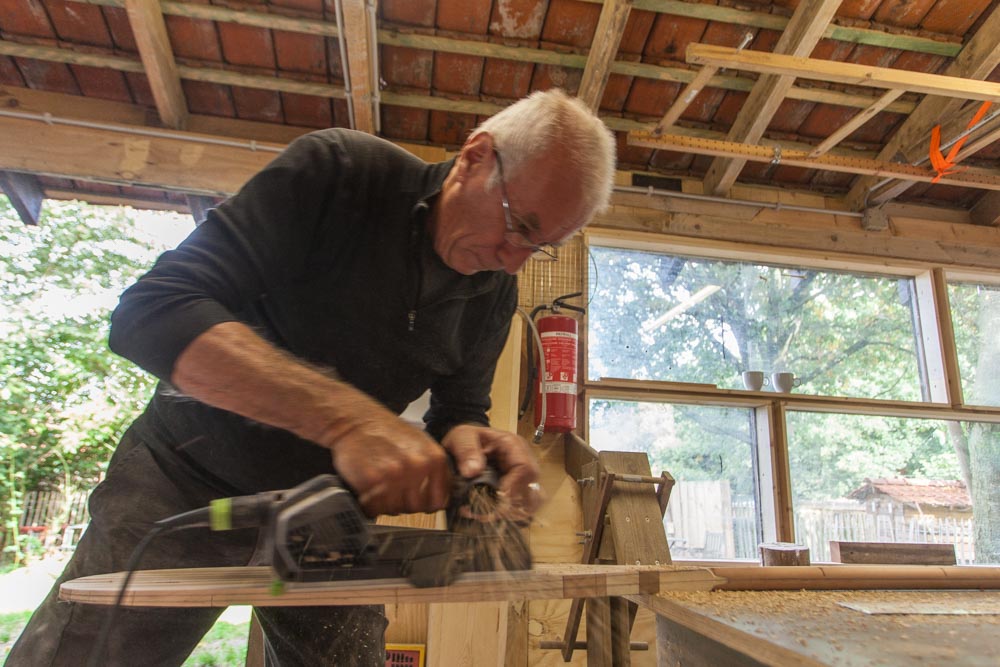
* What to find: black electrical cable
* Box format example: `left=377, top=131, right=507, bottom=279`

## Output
left=85, top=509, right=211, bottom=667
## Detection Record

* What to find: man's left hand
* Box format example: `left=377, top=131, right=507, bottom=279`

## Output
left=442, top=424, right=544, bottom=521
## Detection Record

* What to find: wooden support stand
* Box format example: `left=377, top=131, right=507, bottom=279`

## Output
left=551, top=437, right=676, bottom=666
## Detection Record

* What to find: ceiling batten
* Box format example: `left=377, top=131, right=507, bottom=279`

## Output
left=702, top=0, right=843, bottom=196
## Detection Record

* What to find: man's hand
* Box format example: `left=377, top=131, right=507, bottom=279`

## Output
left=442, top=424, right=543, bottom=522
left=326, top=403, right=452, bottom=518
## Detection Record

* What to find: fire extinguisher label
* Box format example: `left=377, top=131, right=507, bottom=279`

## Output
left=541, top=329, right=577, bottom=396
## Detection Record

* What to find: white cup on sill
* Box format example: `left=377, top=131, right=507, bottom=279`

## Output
left=741, top=371, right=769, bottom=391
left=771, top=372, right=801, bottom=393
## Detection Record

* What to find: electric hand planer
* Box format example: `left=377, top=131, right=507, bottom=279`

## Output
left=158, top=472, right=528, bottom=588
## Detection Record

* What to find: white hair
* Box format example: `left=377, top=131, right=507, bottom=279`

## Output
left=473, top=89, right=617, bottom=220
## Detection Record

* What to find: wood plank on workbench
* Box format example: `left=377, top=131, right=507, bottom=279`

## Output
left=59, top=563, right=722, bottom=608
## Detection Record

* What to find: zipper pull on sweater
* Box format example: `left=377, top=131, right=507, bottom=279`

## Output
left=408, top=310, right=416, bottom=331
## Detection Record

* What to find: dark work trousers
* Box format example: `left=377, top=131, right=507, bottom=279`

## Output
left=5, top=428, right=387, bottom=667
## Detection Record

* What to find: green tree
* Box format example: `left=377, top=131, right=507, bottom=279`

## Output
left=0, top=198, right=175, bottom=563
left=586, top=246, right=994, bottom=559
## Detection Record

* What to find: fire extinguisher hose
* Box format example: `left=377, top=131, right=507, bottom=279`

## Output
left=516, top=307, right=547, bottom=442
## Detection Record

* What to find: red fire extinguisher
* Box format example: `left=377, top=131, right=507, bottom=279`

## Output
left=534, top=313, right=579, bottom=433
left=523, top=293, right=584, bottom=437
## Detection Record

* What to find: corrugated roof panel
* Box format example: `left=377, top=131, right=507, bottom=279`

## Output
left=873, top=0, right=937, bottom=28
left=166, top=16, right=223, bottom=62
left=123, top=70, right=154, bottom=106
left=437, top=0, right=491, bottom=33
left=481, top=59, right=533, bottom=99
left=281, top=89, right=332, bottom=128
left=274, top=31, right=327, bottom=76
left=921, top=0, right=993, bottom=34
left=433, top=52, right=485, bottom=96
left=836, top=0, right=883, bottom=20
left=541, top=0, right=600, bottom=48
left=70, top=64, right=132, bottom=103
left=429, top=109, right=477, bottom=146
left=44, top=0, right=113, bottom=47
left=182, top=80, right=236, bottom=117
left=528, top=63, right=582, bottom=96
left=0, top=56, right=26, bottom=85
left=642, top=12, right=709, bottom=62
left=623, top=78, right=680, bottom=118
left=0, top=0, right=56, bottom=38
left=16, top=58, right=80, bottom=94
left=102, top=6, right=137, bottom=53
left=382, top=45, right=433, bottom=88
left=380, top=106, right=430, bottom=141
left=382, top=0, right=436, bottom=27
left=218, top=23, right=277, bottom=68
left=231, top=85, right=283, bottom=123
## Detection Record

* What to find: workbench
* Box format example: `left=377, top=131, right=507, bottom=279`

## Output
left=61, top=563, right=1000, bottom=666
left=630, top=588, right=1000, bottom=667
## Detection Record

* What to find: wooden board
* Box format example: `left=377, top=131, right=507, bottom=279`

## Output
left=630, top=590, right=1000, bottom=666
left=829, top=540, right=957, bottom=565
left=60, top=563, right=722, bottom=608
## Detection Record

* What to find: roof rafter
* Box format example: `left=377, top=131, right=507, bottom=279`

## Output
left=0, top=170, right=45, bottom=225
left=123, top=0, right=188, bottom=129
left=845, top=5, right=1000, bottom=210
left=701, top=0, right=843, bottom=196
left=578, top=0, right=632, bottom=111
left=338, top=0, right=377, bottom=133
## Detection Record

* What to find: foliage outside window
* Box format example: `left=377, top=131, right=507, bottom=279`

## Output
left=588, top=246, right=925, bottom=401
left=948, top=281, right=1000, bottom=408
left=589, top=399, right=759, bottom=560
left=785, top=412, right=992, bottom=563
left=0, top=198, right=190, bottom=565
left=586, top=242, right=1000, bottom=564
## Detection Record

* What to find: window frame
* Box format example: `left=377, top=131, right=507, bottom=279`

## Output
left=583, top=229, right=1000, bottom=550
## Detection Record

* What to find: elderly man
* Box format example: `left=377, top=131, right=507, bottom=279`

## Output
left=8, top=88, right=616, bottom=666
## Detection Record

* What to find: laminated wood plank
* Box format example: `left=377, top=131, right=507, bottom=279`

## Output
left=829, top=541, right=957, bottom=565
left=59, top=563, right=722, bottom=608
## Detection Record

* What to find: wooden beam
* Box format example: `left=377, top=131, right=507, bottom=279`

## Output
left=0, top=115, right=277, bottom=196
left=845, top=6, right=1000, bottom=210
left=186, top=194, right=217, bottom=225
left=701, top=0, right=843, bottom=196
left=123, top=0, right=188, bottom=129
left=11, top=8, right=920, bottom=116
left=629, top=131, right=1000, bottom=191
left=653, top=65, right=718, bottom=135
left=339, top=0, right=376, bottom=133
left=688, top=44, right=1000, bottom=103
left=971, top=191, right=1000, bottom=227
left=829, top=541, right=957, bottom=566
left=578, top=0, right=632, bottom=111
left=808, top=90, right=905, bottom=158
left=72, top=0, right=964, bottom=59
left=578, top=0, right=962, bottom=57
left=0, top=170, right=44, bottom=225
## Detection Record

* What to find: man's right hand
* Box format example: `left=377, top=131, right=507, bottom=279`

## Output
left=171, top=322, right=453, bottom=517
left=322, top=397, right=452, bottom=517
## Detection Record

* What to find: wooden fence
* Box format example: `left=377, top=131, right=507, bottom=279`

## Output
left=7, top=489, right=91, bottom=551
left=665, top=481, right=977, bottom=564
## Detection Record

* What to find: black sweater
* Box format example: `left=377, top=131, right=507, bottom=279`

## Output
left=109, top=130, right=517, bottom=494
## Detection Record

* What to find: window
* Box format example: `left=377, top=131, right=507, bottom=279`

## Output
left=948, top=281, right=1000, bottom=407
left=786, top=412, right=978, bottom=563
left=585, top=238, right=1000, bottom=565
left=589, top=399, right=761, bottom=561
left=588, top=246, right=926, bottom=401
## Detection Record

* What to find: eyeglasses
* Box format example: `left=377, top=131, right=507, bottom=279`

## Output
left=493, top=150, right=558, bottom=260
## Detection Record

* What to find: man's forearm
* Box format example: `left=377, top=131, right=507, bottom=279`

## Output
left=170, top=321, right=378, bottom=448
